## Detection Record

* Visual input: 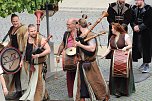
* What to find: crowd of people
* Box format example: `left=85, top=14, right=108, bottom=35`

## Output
left=0, top=0, right=152, bottom=101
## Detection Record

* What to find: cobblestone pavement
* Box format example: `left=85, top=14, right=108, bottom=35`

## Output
left=46, top=58, right=152, bottom=101
left=1, top=0, right=152, bottom=101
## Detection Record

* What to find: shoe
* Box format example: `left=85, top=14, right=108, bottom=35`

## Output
left=115, top=92, right=121, bottom=98
left=5, top=91, right=22, bottom=100
left=139, top=63, right=145, bottom=70
left=142, top=64, right=150, bottom=73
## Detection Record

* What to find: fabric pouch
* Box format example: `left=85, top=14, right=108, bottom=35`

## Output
left=82, top=62, right=91, bottom=71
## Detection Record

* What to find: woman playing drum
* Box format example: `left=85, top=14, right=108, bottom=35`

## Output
left=101, top=23, right=135, bottom=97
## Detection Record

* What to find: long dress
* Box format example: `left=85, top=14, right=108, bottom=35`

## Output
left=4, top=24, right=28, bottom=93
left=73, top=32, right=110, bottom=101
left=109, top=34, right=135, bottom=96
left=20, top=36, right=48, bottom=101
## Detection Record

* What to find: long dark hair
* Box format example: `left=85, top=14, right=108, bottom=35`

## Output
left=112, top=23, right=126, bottom=34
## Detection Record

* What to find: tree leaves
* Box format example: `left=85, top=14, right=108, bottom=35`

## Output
left=0, top=0, right=62, bottom=18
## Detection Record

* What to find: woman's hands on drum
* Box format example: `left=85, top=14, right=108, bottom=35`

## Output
left=56, top=55, right=60, bottom=63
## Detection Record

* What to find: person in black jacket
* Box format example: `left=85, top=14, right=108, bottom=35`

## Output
left=131, top=0, right=152, bottom=73
left=106, top=0, right=132, bottom=59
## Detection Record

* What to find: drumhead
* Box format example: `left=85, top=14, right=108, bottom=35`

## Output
left=65, top=47, right=76, bottom=56
left=0, top=47, right=21, bottom=74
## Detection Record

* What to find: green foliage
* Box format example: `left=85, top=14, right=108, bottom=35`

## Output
left=0, top=0, right=62, bottom=18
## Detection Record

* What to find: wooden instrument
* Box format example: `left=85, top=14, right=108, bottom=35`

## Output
left=62, top=50, right=77, bottom=71
left=34, top=10, right=44, bottom=32
left=84, top=31, right=106, bottom=42
left=112, top=50, right=131, bottom=78
left=84, top=11, right=108, bottom=37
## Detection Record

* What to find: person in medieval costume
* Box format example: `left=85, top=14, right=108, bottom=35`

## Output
left=0, top=65, right=8, bottom=101
left=73, top=18, right=110, bottom=101
left=101, top=23, right=135, bottom=98
left=56, top=18, right=78, bottom=98
left=106, top=0, right=132, bottom=59
left=130, top=0, right=152, bottom=73
left=19, top=24, right=51, bottom=101
left=5, top=14, right=29, bottom=100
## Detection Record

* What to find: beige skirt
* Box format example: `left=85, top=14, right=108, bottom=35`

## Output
left=20, top=63, right=45, bottom=101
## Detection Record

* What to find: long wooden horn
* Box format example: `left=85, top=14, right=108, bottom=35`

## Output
left=84, top=32, right=106, bottom=42
left=84, top=11, right=109, bottom=37
left=89, top=11, right=108, bottom=32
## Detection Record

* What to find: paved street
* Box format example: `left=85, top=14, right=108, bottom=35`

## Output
left=0, top=0, right=152, bottom=101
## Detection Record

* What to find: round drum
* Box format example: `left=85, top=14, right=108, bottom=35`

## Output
left=112, top=50, right=131, bottom=78
left=62, top=50, right=77, bottom=71
left=0, top=47, right=21, bottom=74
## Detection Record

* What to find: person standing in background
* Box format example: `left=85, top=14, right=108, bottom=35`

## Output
left=131, top=0, right=152, bottom=73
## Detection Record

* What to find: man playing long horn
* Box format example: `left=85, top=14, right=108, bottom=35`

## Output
left=73, top=18, right=110, bottom=101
